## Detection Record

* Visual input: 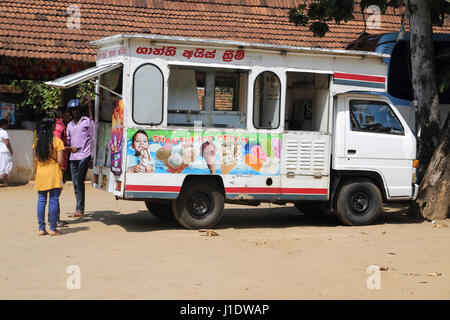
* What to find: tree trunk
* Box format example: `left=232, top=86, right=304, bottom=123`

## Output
left=408, top=0, right=448, bottom=220
left=411, top=116, right=449, bottom=220
left=408, top=0, right=441, bottom=181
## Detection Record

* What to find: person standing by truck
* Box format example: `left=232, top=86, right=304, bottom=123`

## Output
left=33, top=117, right=65, bottom=236
left=66, top=99, right=94, bottom=218
left=53, top=108, right=72, bottom=227
left=0, top=119, right=13, bottom=187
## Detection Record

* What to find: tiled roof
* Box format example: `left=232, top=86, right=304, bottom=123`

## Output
left=0, top=0, right=449, bottom=63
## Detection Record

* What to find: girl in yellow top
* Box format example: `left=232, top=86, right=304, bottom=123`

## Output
left=33, top=117, right=65, bottom=236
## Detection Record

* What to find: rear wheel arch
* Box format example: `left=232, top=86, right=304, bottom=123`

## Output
left=180, top=175, right=225, bottom=197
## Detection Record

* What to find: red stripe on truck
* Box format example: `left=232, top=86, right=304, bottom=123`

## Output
left=226, top=187, right=328, bottom=194
left=334, top=72, right=385, bottom=83
left=125, top=185, right=328, bottom=195
left=125, top=185, right=181, bottom=192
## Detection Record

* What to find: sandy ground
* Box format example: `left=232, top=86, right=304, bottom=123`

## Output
left=0, top=182, right=449, bottom=300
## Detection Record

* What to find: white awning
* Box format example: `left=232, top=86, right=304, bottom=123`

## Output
left=45, top=62, right=122, bottom=89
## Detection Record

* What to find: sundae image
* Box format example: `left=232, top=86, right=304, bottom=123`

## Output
left=218, top=141, right=241, bottom=174
left=200, top=141, right=217, bottom=174
left=156, top=146, right=171, bottom=163
left=168, top=152, right=183, bottom=168
left=156, top=143, right=197, bottom=173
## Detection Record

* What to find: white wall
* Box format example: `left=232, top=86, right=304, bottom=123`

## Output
left=7, top=130, right=35, bottom=184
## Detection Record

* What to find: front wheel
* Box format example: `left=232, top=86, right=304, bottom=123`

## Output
left=334, top=179, right=382, bottom=226
left=172, top=180, right=225, bottom=229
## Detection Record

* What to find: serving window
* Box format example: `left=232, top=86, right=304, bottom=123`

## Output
left=98, top=67, right=123, bottom=122
left=253, top=71, right=281, bottom=129
left=167, top=66, right=248, bottom=128
left=132, top=64, right=164, bottom=125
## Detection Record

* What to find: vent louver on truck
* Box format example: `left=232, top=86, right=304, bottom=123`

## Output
left=284, top=139, right=326, bottom=175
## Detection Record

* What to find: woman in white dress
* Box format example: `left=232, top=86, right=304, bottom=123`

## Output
left=0, top=119, right=13, bottom=186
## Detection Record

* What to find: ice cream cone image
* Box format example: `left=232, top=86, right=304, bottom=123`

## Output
left=220, top=162, right=236, bottom=174
left=200, top=141, right=217, bottom=174
left=207, top=163, right=216, bottom=174
left=218, top=141, right=241, bottom=175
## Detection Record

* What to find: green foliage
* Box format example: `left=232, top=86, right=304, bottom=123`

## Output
left=436, top=48, right=450, bottom=94
left=430, top=0, right=450, bottom=26
left=288, top=4, right=309, bottom=26
left=76, top=82, right=96, bottom=106
left=11, top=80, right=61, bottom=114
left=288, top=0, right=449, bottom=37
left=289, top=0, right=357, bottom=36
left=10, top=80, right=96, bottom=119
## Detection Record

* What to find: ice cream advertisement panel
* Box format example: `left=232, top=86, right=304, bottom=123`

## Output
left=126, top=129, right=281, bottom=176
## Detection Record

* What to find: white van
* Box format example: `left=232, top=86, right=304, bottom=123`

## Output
left=47, top=34, right=418, bottom=228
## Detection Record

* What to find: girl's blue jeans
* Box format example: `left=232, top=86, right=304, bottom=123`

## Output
left=37, top=188, right=61, bottom=231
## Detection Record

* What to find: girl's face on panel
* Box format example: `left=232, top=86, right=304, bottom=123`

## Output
left=133, top=133, right=149, bottom=153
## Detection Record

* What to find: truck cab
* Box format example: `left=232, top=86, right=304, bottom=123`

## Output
left=330, top=92, right=417, bottom=225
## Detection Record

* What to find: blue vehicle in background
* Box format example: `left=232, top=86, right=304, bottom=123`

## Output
left=347, top=32, right=450, bottom=133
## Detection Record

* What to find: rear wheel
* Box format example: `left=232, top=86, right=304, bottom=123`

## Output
left=172, top=179, right=225, bottom=229
left=334, top=179, right=382, bottom=226
left=145, top=201, right=175, bottom=221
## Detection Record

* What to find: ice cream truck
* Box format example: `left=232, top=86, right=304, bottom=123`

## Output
left=46, top=34, right=418, bottom=229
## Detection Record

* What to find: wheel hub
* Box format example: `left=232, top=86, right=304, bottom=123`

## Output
left=350, top=191, right=370, bottom=214
left=188, top=193, right=211, bottom=218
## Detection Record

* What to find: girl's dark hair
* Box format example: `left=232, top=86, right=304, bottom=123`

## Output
left=35, top=117, right=56, bottom=162
left=131, top=130, right=149, bottom=156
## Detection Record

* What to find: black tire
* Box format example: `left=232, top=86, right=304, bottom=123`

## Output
left=294, top=201, right=330, bottom=216
left=172, top=179, right=225, bottom=229
left=334, top=179, right=382, bottom=226
left=145, top=201, right=175, bottom=221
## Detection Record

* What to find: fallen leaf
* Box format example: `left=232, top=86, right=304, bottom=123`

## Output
left=427, top=272, right=442, bottom=277
left=433, top=223, right=448, bottom=228
left=388, top=252, right=396, bottom=255
left=198, top=229, right=219, bottom=237
left=380, top=267, right=389, bottom=271
left=381, top=231, right=386, bottom=234
left=419, top=281, right=428, bottom=284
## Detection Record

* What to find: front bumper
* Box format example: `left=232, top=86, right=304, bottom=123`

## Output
left=411, top=184, right=419, bottom=201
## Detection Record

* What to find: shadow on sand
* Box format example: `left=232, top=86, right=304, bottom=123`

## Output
left=61, top=203, right=424, bottom=233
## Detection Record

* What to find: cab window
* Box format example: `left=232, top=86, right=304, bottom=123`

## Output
left=350, top=100, right=404, bottom=135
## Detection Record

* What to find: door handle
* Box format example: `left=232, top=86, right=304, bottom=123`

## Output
left=347, top=149, right=357, bottom=155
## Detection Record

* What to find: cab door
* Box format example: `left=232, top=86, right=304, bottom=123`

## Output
left=341, top=96, right=415, bottom=198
